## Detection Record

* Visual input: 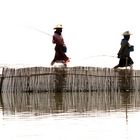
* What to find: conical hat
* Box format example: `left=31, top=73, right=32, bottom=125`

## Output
left=122, top=31, right=132, bottom=35
left=53, top=24, right=63, bottom=29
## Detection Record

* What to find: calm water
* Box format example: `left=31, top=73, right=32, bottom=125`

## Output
left=1, top=91, right=140, bottom=140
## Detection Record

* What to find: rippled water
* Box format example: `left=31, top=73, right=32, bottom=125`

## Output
left=1, top=91, right=140, bottom=140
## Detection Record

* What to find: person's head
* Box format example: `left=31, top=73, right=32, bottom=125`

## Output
left=122, top=31, right=132, bottom=41
left=124, top=35, right=130, bottom=40
left=53, top=24, right=63, bottom=33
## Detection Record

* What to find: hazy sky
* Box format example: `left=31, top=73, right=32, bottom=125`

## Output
left=0, top=0, right=140, bottom=69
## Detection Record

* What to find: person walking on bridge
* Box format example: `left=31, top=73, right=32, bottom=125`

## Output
left=51, top=24, right=70, bottom=66
left=114, top=31, right=134, bottom=69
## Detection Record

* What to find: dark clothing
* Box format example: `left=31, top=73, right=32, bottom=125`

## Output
left=114, top=38, right=134, bottom=68
left=117, top=57, right=133, bottom=67
left=118, top=39, right=130, bottom=58
left=52, top=45, right=69, bottom=63
left=51, top=32, right=69, bottom=65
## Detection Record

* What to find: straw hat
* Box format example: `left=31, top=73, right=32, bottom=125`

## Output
left=122, top=31, right=132, bottom=36
left=53, top=24, right=63, bottom=29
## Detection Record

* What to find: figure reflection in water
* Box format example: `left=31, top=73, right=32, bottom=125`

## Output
left=54, top=68, right=67, bottom=112
left=117, top=69, right=134, bottom=123
left=117, top=69, right=134, bottom=92
left=114, top=31, right=134, bottom=69
left=51, top=24, right=70, bottom=67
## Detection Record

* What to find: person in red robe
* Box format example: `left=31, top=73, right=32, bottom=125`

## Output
left=51, top=24, right=70, bottom=66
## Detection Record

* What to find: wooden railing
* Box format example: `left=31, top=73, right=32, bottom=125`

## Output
left=0, top=66, right=140, bottom=93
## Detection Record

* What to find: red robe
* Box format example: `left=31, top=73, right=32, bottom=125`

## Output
left=51, top=33, right=69, bottom=64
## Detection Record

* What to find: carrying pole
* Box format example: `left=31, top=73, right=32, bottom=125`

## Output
left=26, top=26, right=52, bottom=37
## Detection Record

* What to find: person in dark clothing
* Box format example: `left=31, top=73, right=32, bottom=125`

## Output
left=114, top=31, right=134, bottom=69
left=51, top=24, right=70, bottom=66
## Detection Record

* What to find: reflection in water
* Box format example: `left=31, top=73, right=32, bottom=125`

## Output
left=117, top=69, right=134, bottom=92
left=0, top=91, right=140, bottom=117
left=54, top=68, right=67, bottom=111
left=0, top=69, right=140, bottom=118
left=1, top=68, right=140, bottom=140
left=117, top=69, right=134, bottom=123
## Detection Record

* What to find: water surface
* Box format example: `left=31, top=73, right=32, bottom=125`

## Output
left=1, top=91, right=140, bottom=140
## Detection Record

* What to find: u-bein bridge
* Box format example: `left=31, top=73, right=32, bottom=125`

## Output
left=0, top=66, right=140, bottom=93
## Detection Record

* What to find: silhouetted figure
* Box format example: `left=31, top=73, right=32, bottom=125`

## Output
left=114, top=31, right=134, bottom=69
left=51, top=24, right=70, bottom=67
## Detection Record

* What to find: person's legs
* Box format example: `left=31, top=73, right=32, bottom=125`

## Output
left=113, top=58, right=127, bottom=69
left=51, top=61, right=55, bottom=66
left=113, top=64, right=119, bottom=69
